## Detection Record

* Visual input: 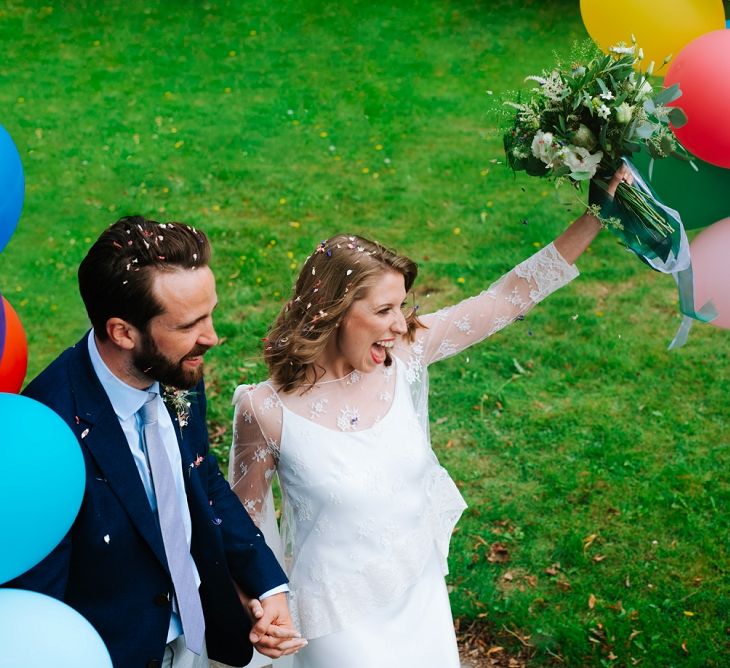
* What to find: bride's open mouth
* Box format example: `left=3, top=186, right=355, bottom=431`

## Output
left=371, top=339, right=394, bottom=365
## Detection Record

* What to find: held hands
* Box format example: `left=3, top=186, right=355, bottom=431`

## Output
left=246, top=592, right=308, bottom=658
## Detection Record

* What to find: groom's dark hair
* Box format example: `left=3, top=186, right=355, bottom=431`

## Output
left=78, top=215, right=211, bottom=341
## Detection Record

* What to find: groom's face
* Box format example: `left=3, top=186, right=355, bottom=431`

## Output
left=132, top=266, right=219, bottom=389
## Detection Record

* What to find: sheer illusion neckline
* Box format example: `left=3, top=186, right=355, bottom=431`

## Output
left=277, top=362, right=401, bottom=437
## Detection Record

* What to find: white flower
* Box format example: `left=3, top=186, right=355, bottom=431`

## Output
left=561, top=146, right=603, bottom=178
left=531, top=130, right=558, bottom=165
left=542, top=70, right=567, bottom=102
left=597, top=104, right=611, bottom=119
left=599, top=90, right=614, bottom=101
left=609, top=44, right=636, bottom=55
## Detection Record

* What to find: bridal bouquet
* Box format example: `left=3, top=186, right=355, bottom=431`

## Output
left=502, top=41, right=717, bottom=346
left=503, top=41, right=691, bottom=266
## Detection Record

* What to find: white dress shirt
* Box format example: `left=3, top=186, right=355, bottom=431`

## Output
left=87, top=332, right=287, bottom=644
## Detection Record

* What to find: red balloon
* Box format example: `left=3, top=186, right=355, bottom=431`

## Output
left=691, top=217, right=730, bottom=330
left=0, top=295, right=28, bottom=393
left=665, top=30, right=730, bottom=168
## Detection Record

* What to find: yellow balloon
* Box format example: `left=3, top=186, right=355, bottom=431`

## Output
left=580, top=0, right=725, bottom=68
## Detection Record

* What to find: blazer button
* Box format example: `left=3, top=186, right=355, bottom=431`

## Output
left=146, top=661, right=161, bottom=668
left=153, top=592, right=170, bottom=606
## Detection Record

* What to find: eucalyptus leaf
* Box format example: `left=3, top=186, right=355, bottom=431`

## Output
left=635, top=122, right=655, bottom=139
left=653, top=83, right=683, bottom=107
left=668, top=107, right=688, bottom=128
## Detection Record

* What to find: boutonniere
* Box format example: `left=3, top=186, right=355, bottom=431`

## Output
left=189, top=454, right=204, bottom=476
left=162, top=386, right=195, bottom=428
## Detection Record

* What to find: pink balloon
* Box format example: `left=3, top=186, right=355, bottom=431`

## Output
left=692, top=217, right=730, bottom=330
left=665, top=30, right=730, bottom=168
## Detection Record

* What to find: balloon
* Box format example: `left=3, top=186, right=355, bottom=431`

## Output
left=631, top=147, right=730, bottom=230
left=0, top=589, right=111, bottom=667
left=0, top=294, right=29, bottom=393
left=666, top=30, right=730, bottom=168
left=0, top=394, right=85, bottom=584
left=691, top=217, right=730, bottom=330
left=0, top=125, right=24, bottom=254
left=580, top=0, right=725, bottom=69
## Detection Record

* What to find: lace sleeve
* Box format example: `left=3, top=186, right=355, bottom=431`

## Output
left=413, top=242, right=579, bottom=366
left=229, top=383, right=282, bottom=528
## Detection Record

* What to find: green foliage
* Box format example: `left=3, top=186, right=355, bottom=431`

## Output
left=1, top=1, right=727, bottom=665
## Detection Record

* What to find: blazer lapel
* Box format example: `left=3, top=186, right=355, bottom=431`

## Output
left=68, top=340, right=169, bottom=571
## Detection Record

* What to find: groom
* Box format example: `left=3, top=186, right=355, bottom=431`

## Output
left=8, top=217, right=305, bottom=667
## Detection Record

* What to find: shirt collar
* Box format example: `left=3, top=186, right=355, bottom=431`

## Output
left=87, top=330, right=161, bottom=421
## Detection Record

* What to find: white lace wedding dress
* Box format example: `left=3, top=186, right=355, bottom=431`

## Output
left=229, top=243, right=578, bottom=667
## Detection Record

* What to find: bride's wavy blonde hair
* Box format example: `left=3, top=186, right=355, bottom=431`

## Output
left=265, top=233, right=425, bottom=393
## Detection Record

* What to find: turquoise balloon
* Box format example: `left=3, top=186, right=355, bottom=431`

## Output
left=0, top=589, right=111, bottom=667
left=0, top=394, right=85, bottom=584
left=0, top=125, right=24, bottom=253
left=632, top=147, right=730, bottom=230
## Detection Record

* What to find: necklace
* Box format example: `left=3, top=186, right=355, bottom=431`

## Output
left=315, top=369, right=362, bottom=386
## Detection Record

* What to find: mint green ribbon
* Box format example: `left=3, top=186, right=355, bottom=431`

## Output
left=592, top=158, right=717, bottom=348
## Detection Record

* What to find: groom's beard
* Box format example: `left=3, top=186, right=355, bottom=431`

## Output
left=133, top=333, right=210, bottom=390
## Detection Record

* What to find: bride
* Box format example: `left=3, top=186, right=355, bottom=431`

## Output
left=229, top=168, right=630, bottom=667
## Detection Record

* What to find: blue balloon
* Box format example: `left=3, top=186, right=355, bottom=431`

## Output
left=0, top=394, right=85, bottom=584
left=0, top=125, right=24, bottom=254
left=0, top=589, right=111, bottom=667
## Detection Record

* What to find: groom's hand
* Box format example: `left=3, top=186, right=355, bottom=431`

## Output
left=247, top=593, right=308, bottom=658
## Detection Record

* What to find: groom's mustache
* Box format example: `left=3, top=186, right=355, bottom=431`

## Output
left=182, top=344, right=212, bottom=361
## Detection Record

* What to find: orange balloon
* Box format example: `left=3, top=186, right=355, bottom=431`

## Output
left=0, top=295, right=28, bottom=393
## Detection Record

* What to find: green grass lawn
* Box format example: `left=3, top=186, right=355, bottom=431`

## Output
left=1, top=1, right=727, bottom=665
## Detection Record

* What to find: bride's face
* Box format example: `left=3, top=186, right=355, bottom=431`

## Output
left=331, top=270, right=408, bottom=374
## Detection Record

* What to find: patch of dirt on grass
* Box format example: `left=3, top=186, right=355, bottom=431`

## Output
left=457, top=618, right=532, bottom=667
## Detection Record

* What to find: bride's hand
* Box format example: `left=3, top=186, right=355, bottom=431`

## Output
left=605, top=163, right=634, bottom=198
left=247, top=593, right=308, bottom=657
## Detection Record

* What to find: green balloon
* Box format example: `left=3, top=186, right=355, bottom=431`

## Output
left=632, top=148, right=730, bottom=230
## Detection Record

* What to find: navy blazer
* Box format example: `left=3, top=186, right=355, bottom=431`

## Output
left=8, top=335, right=287, bottom=667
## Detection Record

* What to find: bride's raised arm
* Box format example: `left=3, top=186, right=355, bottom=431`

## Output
left=402, top=166, right=630, bottom=367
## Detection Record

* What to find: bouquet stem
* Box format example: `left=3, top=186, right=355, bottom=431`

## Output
left=614, top=182, right=674, bottom=237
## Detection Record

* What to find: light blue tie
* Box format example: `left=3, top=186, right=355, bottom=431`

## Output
left=141, top=393, right=206, bottom=655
